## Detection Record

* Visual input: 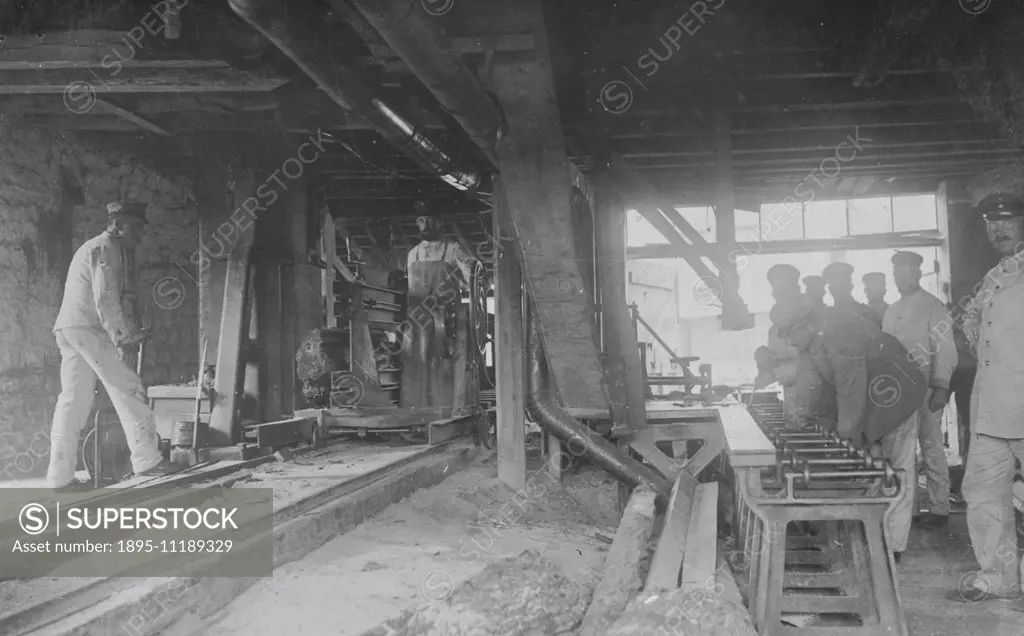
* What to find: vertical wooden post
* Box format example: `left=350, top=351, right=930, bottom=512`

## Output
left=714, top=113, right=739, bottom=293
left=596, top=185, right=647, bottom=433
left=208, top=170, right=257, bottom=447
left=321, top=212, right=338, bottom=328
left=495, top=181, right=526, bottom=491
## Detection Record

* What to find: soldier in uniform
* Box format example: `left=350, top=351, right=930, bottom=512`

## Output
left=803, top=275, right=827, bottom=308
left=862, top=271, right=889, bottom=322
left=952, top=193, right=1024, bottom=608
left=880, top=250, right=958, bottom=561
left=755, top=265, right=805, bottom=426
left=822, top=262, right=882, bottom=327
left=771, top=295, right=926, bottom=454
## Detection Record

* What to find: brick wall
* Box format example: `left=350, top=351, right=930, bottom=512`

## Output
left=0, top=124, right=198, bottom=480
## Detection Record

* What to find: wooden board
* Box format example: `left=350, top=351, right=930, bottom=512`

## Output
left=494, top=185, right=527, bottom=490
left=295, top=406, right=451, bottom=430
left=646, top=471, right=698, bottom=591
left=679, top=482, right=719, bottom=595
left=248, top=417, right=316, bottom=448
left=717, top=404, right=776, bottom=468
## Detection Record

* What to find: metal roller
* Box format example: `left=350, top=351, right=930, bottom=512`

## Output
left=788, top=459, right=897, bottom=489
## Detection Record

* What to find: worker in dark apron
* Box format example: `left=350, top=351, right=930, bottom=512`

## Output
left=400, top=203, right=477, bottom=410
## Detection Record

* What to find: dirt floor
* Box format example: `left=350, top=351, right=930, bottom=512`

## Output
left=196, top=449, right=621, bottom=636
left=900, top=509, right=1024, bottom=635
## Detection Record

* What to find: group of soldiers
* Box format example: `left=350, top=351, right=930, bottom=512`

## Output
left=753, top=192, right=1024, bottom=609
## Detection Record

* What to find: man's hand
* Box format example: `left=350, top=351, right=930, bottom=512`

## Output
left=928, top=387, right=951, bottom=413
left=118, top=328, right=150, bottom=348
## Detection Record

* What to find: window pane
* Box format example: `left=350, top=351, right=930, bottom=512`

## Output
left=848, top=197, right=893, bottom=235
left=676, top=206, right=715, bottom=242
left=758, top=201, right=804, bottom=241
left=804, top=200, right=848, bottom=239
left=893, top=194, right=938, bottom=231
left=626, top=209, right=664, bottom=246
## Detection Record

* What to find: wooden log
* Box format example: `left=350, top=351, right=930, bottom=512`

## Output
left=578, top=484, right=658, bottom=636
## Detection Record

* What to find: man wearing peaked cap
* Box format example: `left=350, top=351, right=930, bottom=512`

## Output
left=822, top=261, right=881, bottom=327
left=862, top=272, right=888, bottom=320
left=952, top=191, right=1024, bottom=607
left=770, top=294, right=926, bottom=454
left=880, top=249, right=957, bottom=559
left=758, top=264, right=808, bottom=427
left=767, top=263, right=801, bottom=300
left=803, top=275, right=827, bottom=308
left=47, top=201, right=174, bottom=489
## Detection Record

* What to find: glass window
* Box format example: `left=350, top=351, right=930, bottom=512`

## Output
left=758, top=201, right=804, bottom=241
left=804, top=200, right=848, bottom=239
left=893, top=194, right=938, bottom=231
left=848, top=197, right=893, bottom=235
left=675, top=206, right=715, bottom=242
left=626, top=209, right=664, bottom=246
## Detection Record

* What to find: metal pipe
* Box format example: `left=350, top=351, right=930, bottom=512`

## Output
left=228, top=0, right=481, bottom=191
left=341, top=0, right=504, bottom=164
left=525, top=301, right=671, bottom=501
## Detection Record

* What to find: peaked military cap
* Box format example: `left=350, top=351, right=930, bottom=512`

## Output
left=978, top=193, right=1024, bottom=220
left=769, top=295, right=815, bottom=330
left=802, top=274, right=826, bottom=289
left=862, top=272, right=886, bottom=284
left=891, top=251, right=924, bottom=267
left=766, top=263, right=800, bottom=286
left=107, top=201, right=148, bottom=223
left=821, top=262, right=854, bottom=282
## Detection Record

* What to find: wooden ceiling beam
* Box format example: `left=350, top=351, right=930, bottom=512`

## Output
left=626, top=231, right=946, bottom=260
left=0, top=64, right=288, bottom=94
left=622, top=139, right=1016, bottom=161
left=92, top=98, right=170, bottom=136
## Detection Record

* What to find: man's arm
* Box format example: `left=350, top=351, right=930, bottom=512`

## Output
left=449, top=240, right=478, bottom=286
left=91, top=243, right=131, bottom=346
left=927, top=300, right=958, bottom=391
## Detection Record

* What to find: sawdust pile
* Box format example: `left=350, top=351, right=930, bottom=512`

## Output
left=358, top=549, right=591, bottom=636
left=402, top=455, right=622, bottom=533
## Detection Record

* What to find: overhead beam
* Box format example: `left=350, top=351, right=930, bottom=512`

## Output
left=342, top=0, right=504, bottom=165
left=0, top=64, right=287, bottom=94
left=93, top=99, right=170, bottom=136
left=627, top=231, right=946, bottom=259
left=229, top=0, right=481, bottom=192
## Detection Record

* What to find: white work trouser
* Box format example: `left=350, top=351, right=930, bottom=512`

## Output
left=917, top=400, right=950, bottom=516
left=46, top=327, right=161, bottom=487
left=881, top=412, right=919, bottom=552
left=961, top=434, right=1024, bottom=597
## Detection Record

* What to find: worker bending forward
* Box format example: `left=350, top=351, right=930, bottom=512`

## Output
left=770, top=296, right=925, bottom=450
left=953, top=193, right=1024, bottom=610
left=881, top=251, right=957, bottom=562
left=46, top=203, right=168, bottom=489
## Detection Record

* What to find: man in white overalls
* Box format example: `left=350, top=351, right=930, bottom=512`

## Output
left=399, top=204, right=477, bottom=410
left=46, top=202, right=174, bottom=489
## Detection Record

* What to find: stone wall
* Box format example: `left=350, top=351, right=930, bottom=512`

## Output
left=0, top=124, right=198, bottom=480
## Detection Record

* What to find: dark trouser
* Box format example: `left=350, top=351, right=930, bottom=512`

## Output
left=949, top=365, right=976, bottom=495
left=951, top=366, right=975, bottom=459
